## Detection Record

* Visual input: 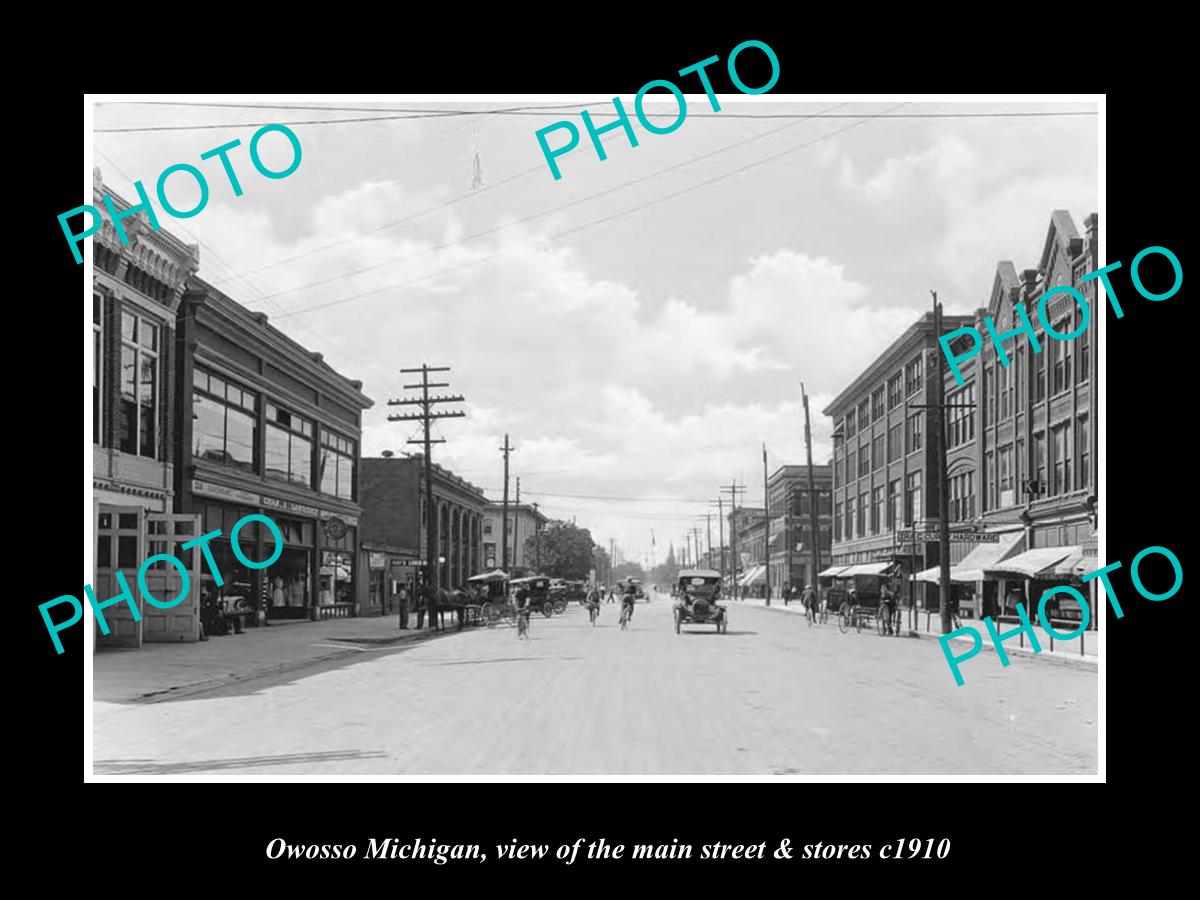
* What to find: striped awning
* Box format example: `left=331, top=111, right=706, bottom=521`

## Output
left=1051, top=548, right=1095, bottom=577
left=913, top=566, right=977, bottom=585
left=840, top=561, right=897, bottom=577
left=738, top=565, right=767, bottom=586
left=818, top=565, right=851, bottom=578
left=984, top=546, right=1075, bottom=579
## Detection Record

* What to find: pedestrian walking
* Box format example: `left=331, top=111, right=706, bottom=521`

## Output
left=879, top=580, right=896, bottom=635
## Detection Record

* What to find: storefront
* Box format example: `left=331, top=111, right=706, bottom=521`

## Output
left=189, top=478, right=360, bottom=623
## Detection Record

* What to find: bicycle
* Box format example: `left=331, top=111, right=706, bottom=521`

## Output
left=619, top=603, right=632, bottom=630
left=588, top=603, right=599, bottom=627
left=516, top=607, right=531, bottom=639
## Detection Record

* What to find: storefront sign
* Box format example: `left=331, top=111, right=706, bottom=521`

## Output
left=369, top=553, right=387, bottom=569
left=261, top=495, right=321, bottom=518
left=897, top=531, right=1000, bottom=544
left=192, top=478, right=259, bottom=506
left=393, top=559, right=427, bottom=568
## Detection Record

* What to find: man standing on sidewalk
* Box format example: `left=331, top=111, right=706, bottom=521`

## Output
left=426, top=585, right=441, bottom=633
left=397, top=582, right=410, bottom=629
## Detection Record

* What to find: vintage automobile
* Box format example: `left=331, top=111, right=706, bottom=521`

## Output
left=510, top=576, right=557, bottom=618
left=673, top=569, right=727, bottom=634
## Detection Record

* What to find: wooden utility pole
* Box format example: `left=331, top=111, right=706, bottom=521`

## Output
left=802, top=382, right=822, bottom=591
left=532, top=501, right=541, bottom=572
left=721, top=481, right=746, bottom=599
left=711, top=498, right=726, bottom=586
left=500, top=435, right=513, bottom=572
left=705, top=512, right=713, bottom=569
left=388, top=365, right=464, bottom=597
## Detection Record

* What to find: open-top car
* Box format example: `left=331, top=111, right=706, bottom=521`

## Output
left=673, top=569, right=727, bottom=634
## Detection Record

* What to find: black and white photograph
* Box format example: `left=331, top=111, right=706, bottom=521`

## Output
left=77, top=91, right=1106, bottom=779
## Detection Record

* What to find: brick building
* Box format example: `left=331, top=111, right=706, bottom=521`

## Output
left=825, top=310, right=976, bottom=606
left=359, top=456, right=486, bottom=605
left=916, top=211, right=1099, bottom=623
left=766, top=464, right=833, bottom=599
left=174, top=277, right=373, bottom=622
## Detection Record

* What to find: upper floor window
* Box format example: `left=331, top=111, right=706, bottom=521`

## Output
left=193, top=367, right=258, bottom=472
left=265, top=402, right=313, bottom=487
left=845, top=410, right=857, bottom=439
left=1078, top=416, right=1091, bottom=490
left=120, top=310, right=160, bottom=459
left=905, top=354, right=923, bottom=396
left=1052, top=422, right=1072, bottom=495
left=887, top=373, right=903, bottom=409
left=1051, top=315, right=1073, bottom=395
left=907, top=410, right=923, bottom=453
left=871, top=387, right=885, bottom=422
left=857, top=400, right=870, bottom=433
left=93, top=294, right=105, bottom=445
left=319, top=428, right=357, bottom=502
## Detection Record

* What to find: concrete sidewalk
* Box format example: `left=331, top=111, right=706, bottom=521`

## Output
left=93, top=615, right=469, bottom=704
left=736, top=595, right=1100, bottom=670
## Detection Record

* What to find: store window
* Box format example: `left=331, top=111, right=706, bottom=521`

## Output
left=93, top=294, right=105, bottom=445
left=193, top=368, right=259, bottom=471
left=319, top=428, right=357, bottom=502
left=119, top=310, right=160, bottom=458
left=265, top=402, right=314, bottom=487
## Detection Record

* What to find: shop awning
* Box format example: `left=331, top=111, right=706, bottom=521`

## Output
left=818, top=565, right=851, bottom=578
left=738, top=565, right=766, bottom=586
left=952, top=530, right=1024, bottom=581
left=913, top=565, right=978, bottom=585
left=1051, top=548, right=1095, bottom=577
left=984, top=546, right=1075, bottom=579
left=840, top=561, right=897, bottom=577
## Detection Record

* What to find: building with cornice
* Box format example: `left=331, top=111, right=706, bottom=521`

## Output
left=175, top=277, right=374, bottom=622
left=92, top=173, right=200, bottom=648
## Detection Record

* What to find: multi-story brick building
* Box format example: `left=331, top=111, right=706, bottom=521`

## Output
left=726, top=507, right=765, bottom=596
left=174, top=277, right=374, bottom=622
left=825, top=310, right=976, bottom=606
left=829, top=210, right=1099, bottom=621
left=766, top=464, right=833, bottom=598
left=921, top=211, right=1099, bottom=623
left=92, top=174, right=200, bottom=647
left=359, top=455, right=485, bottom=603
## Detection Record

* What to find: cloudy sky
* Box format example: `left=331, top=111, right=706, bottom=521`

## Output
left=92, top=97, right=1098, bottom=565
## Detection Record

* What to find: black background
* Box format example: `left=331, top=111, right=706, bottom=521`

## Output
left=20, top=16, right=1188, bottom=889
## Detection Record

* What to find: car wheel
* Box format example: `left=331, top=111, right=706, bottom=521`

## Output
left=554, top=599, right=566, bottom=614
left=541, top=604, right=553, bottom=619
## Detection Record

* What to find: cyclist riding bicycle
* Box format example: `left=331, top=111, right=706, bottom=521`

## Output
left=585, top=584, right=601, bottom=624
left=620, top=583, right=637, bottom=623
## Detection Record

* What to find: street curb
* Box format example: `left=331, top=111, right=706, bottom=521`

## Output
left=125, top=627, right=453, bottom=704
left=747, top=602, right=1098, bottom=671
left=909, top=629, right=1098, bottom=671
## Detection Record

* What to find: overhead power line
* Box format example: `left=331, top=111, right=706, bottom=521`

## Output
left=248, top=102, right=844, bottom=302
left=95, top=107, right=1097, bottom=133
left=269, top=103, right=904, bottom=319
